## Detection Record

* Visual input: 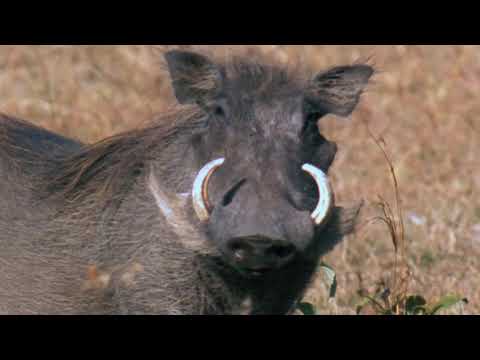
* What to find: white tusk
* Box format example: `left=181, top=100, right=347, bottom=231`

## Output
left=192, top=158, right=225, bottom=222
left=302, top=164, right=334, bottom=227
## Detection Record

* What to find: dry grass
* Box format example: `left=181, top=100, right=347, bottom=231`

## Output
left=1, top=45, right=478, bottom=314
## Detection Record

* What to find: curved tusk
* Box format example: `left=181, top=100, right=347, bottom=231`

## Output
left=192, top=158, right=225, bottom=222
left=302, top=164, right=334, bottom=227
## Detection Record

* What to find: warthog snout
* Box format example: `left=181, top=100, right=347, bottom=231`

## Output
left=192, top=157, right=334, bottom=274
left=225, top=236, right=297, bottom=276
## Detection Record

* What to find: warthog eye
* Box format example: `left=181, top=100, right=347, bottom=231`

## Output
left=213, top=105, right=225, bottom=117
left=206, top=98, right=229, bottom=119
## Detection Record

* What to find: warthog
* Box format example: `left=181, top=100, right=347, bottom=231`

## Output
left=0, top=49, right=373, bottom=314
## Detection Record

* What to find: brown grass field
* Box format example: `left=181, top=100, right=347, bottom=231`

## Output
left=0, top=45, right=478, bottom=315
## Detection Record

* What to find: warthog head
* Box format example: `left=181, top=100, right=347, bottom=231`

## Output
left=164, top=50, right=373, bottom=278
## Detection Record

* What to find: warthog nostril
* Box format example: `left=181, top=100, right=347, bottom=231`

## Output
left=267, top=244, right=296, bottom=259
left=229, top=240, right=252, bottom=260
left=233, top=248, right=248, bottom=262
left=226, top=237, right=297, bottom=272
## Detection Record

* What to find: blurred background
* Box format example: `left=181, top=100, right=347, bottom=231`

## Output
left=0, top=45, right=478, bottom=314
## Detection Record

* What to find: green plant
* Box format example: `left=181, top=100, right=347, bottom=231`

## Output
left=356, top=290, right=468, bottom=315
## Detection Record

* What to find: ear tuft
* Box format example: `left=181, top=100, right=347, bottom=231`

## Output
left=164, top=51, right=224, bottom=105
left=306, top=65, right=374, bottom=117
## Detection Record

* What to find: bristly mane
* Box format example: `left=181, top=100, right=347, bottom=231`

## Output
left=42, top=52, right=310, bottom=209
left=43, top=106, right=205, bottom=207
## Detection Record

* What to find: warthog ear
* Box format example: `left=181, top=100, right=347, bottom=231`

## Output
left=165, top=50, right=224, bottom=106
left=306, top=65, right=374, bottom=117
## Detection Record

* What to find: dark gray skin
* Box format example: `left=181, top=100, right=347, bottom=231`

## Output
left=0, top=50, right=373, bottom=314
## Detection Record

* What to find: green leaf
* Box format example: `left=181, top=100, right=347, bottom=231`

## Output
left=297, top=302, right=317, bottom=315
left=405, top=295, right=427, bottom=315
left=319, top=262, right=337, bottom=299
left=356, top=295, right=386, bottom=315
left=428, top=296, right=468, bottom=315
left=356, top=297, right=371, bottom=315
